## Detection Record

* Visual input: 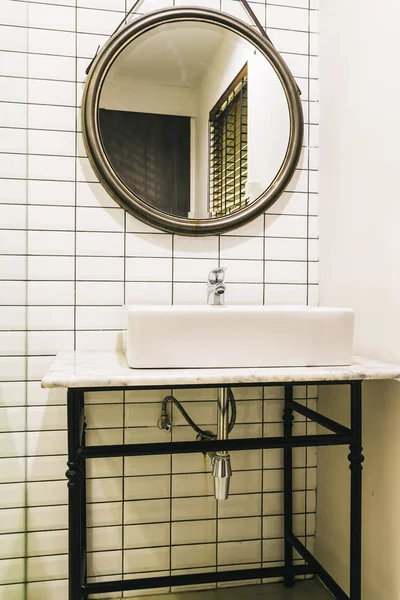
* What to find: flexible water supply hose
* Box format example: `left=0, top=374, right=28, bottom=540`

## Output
left=159, top=388, right=236, bottom=439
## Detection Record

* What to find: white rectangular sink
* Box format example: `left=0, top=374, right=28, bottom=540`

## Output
left=124, top=305, right=354, bottom=369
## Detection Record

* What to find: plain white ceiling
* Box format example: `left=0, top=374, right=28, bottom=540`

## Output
left=110, top=22, right=238, bottom=88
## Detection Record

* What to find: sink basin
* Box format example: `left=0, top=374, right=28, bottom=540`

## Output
left=124, top=305, right=354, bottom=369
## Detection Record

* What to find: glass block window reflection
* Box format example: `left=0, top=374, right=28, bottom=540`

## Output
left=209, top=64, right=248, bottom=218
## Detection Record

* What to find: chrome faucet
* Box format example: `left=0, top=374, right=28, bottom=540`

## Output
left=207, top=267, right=226, bottom=305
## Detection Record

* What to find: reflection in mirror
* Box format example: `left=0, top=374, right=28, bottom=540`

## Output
left=98, top=21, right=290, bottom=220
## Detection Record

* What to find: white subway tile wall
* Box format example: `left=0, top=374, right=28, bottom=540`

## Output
left=0, top=0, right=318, bottom=598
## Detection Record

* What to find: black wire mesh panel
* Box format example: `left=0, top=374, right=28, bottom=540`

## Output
left=209, top=69, right=248, bottom=218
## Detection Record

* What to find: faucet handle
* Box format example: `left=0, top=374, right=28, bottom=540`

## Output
left=207, top=267, right=226, bottom=284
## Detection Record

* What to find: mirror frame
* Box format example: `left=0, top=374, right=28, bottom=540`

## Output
left=82, top=7, right=304, bottom=236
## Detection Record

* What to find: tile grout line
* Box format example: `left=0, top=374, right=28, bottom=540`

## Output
left=23, top=1, right=29, bottom=598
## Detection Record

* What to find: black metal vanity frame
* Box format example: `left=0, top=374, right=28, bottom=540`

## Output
left=66, top=380, right=363, bottom=600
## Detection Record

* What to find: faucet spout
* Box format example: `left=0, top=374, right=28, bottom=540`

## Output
left=207, top=267, right=226, bottom=305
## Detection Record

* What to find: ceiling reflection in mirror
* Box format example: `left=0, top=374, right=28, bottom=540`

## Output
left=98, top=20, right=290, bottom=220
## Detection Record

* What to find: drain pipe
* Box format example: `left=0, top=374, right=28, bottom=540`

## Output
left=157, top=388, right=235, bottom=500
left=212, top=387, right=232, bottom=500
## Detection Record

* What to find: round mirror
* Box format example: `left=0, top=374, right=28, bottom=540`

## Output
left=82, top=8, right=303, bottom=235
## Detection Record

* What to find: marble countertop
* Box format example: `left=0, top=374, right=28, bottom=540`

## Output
left=41, top=351, right=400, bottom=389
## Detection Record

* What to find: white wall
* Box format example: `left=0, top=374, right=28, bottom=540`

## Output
left=100, top=76, right=197, bottom=117
left=0, top=1, right=318, bottom=598
left=247, top=51, right=289, bottom=200
left=318, top=1, right=400, bottom=598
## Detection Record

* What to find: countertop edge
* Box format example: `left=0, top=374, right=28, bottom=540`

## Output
left=41, top=352, right=400, bottom=389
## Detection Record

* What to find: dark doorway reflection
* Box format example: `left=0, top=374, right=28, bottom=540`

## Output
left=99, top=109, right=191, bottom=217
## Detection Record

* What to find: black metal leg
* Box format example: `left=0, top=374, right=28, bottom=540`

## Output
left=66, top=389, right=84, bottom=600
left=283, top=384, right=295, bottom=588
left=79, top=392, right=87, bottom=590
left=348, top=382, right=364, bottom=600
